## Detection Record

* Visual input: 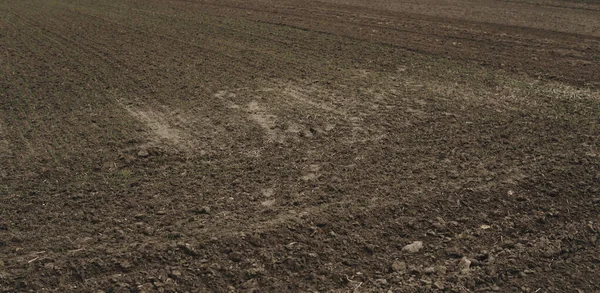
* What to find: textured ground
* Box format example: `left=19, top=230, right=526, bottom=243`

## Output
left=1, top=0, right=599, bottom=292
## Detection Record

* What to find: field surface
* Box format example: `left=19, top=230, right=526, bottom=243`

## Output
left=1, top=0, right=600, bottom=292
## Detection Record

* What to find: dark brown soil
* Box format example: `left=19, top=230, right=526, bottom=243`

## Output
left=1, top=0, right=599, bottom=292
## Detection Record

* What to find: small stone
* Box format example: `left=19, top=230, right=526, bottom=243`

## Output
left=285, top=242, right=298, bottom=251
left=137, top=149, right=150, bottom=158
left=434, top=280, right=445, bottom=289
left=170, top=270, right=182, bottom=277
left=402, top=241, right=424, bottom=253
left=391, top=260, right=407, bottom=273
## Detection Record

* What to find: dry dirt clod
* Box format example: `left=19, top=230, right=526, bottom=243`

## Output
left=437, top=265, right=447, bottom=274
left=374, top=278, right=388, bottom=287
left=445, top=248, right=463, bottom=258
left=459, top=257, right=472, bottom=273
left=229, top=252, right=243, bottom=262
left=194, top=206, right=211, bottom=214
left=178, top=243, right=200, bottom=257
left=119, top=260, right=132, bottom=270
left=261, top=199, right=276, bottom=207
left=391, top=260, right=407, bottom=273
left=143, top=227, right=155, bottom=236
left=402, top=241, right=424, bottom=253
left=364, top=244, right=377, bottom=254
left=137, top=149, right=150, bottom=158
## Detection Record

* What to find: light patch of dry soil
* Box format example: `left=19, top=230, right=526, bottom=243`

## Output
left=123, top=104, right=196, bottom=153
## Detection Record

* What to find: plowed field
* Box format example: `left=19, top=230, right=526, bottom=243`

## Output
left=1, top=0, right=600, bottom=292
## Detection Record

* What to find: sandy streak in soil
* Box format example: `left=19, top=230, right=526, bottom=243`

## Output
left=123, top=104, right=196, bottom=153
